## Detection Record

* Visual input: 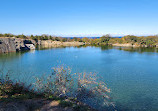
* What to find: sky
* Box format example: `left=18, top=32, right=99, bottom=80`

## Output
left=0, top=0, right=158, bottom=37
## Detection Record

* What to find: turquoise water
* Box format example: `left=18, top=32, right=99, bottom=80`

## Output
left=0, top=46, right=158, bottom=111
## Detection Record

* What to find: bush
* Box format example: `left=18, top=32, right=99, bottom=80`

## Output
left=34, top=66, right=114, bottom=108
left=0, top=66, right=114, bottom=110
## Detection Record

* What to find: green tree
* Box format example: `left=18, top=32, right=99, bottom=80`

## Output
left=100, top=34, right=111, bottom=44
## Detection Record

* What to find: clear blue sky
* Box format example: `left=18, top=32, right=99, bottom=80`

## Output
left=0, top=0, right=158, bottom=37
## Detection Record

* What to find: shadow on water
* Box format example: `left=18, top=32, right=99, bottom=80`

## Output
left=0, top=52, right=25, bottom=62
left=1, top=45, right=158, bottom=57
left=36, top=45, right=85, bottom=51
left=81, top=45, right=158, bottom=54
left=113, top=46, right=158, bottom=54
left=36, top=45, right=66, bottom=50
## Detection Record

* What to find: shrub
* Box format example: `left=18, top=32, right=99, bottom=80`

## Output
left=0, top=66, right=114, bottom=110
left=34, top=66, right=114, bottom=108
left=34, top=66, right=74, bottom=96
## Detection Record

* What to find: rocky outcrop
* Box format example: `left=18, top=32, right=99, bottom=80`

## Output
left=37, top=40, right=84, bottom=48
left=0, top=38, right=84, bottom=53
left=0, top=38, right=36, bottom=53
left=0, top=38, right=16, bottom=53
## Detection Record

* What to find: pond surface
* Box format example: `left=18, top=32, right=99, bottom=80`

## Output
left=0, top=46, right=158, bottom=111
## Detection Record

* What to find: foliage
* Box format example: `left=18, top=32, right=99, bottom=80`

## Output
left=34, top=66, right=114, bottom=108
left=100, top=34, right=111, bottom=44
left=1, top=33, right=157, bottom=47
left=34, top=66, right=74, bottom=96
left=0, top=66, right=112, bottom=110
left=0, top=74, right=36, bottom=100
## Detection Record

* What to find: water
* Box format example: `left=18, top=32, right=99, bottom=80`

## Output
left=0, top=46, right=158, bottom=111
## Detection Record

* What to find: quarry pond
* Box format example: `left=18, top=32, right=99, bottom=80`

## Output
left=0, top=46, right=158, bottom=111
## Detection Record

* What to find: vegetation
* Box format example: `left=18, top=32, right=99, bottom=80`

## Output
left=0, top=33, right=82, bottom=42
left=1, top=33, right=158, bottom=47
left=83, top=34, right=158, bottom=47
left=0, top=66, right=114, bottom=110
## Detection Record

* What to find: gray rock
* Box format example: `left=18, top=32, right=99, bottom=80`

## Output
left=0, top=38, right=36, bottom=53
left=25, top=44, right=35, bottom=50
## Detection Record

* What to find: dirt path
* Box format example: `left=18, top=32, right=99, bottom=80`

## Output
left=0, top=99, right=73, bottom=111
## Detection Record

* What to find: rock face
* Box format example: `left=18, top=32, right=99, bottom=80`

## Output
left=0, top=38, right=36, bottom=53
left=0, top=38, right=16, bottom=53
left=37, top=40, right=84, bottom=48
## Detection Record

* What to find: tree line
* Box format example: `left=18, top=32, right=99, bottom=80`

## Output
left=0, top=33, right=158, bottom=47
left=0, top=33, right=83, bottom=42
left=96, top=35, right=158, bottom=47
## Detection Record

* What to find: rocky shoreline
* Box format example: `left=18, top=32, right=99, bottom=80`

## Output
left=1, top=37, right=157, bottom=54
left=112, top=43, right=158, bottom=47
left=0, top=37, right=84, bottom=53
left=37, top=40, right=84, bottom=48
left=0, top=37, right=36, bottom=53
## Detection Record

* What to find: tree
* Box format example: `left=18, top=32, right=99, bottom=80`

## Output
left=100, top=34, right=111, bottom=44
left=62, top=38, right=68, bottom=42
left=123, top=35, right=138, bottom=44
left=73, top=37, right=78, bottom=41
left=81, top=37, right=89, bottom=43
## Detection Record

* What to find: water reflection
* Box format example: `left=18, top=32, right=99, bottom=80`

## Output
left=115, top=46, right=158, bottom=53
left=0, top=52, right=24, bottom=62
left=78, top=45, right=158, bottom=53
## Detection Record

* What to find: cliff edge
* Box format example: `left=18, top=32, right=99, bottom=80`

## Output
left=0, top=38, right=35, bottom=53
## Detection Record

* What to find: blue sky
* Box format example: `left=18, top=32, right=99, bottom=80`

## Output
left=0, top=0, right=158, bottom=37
